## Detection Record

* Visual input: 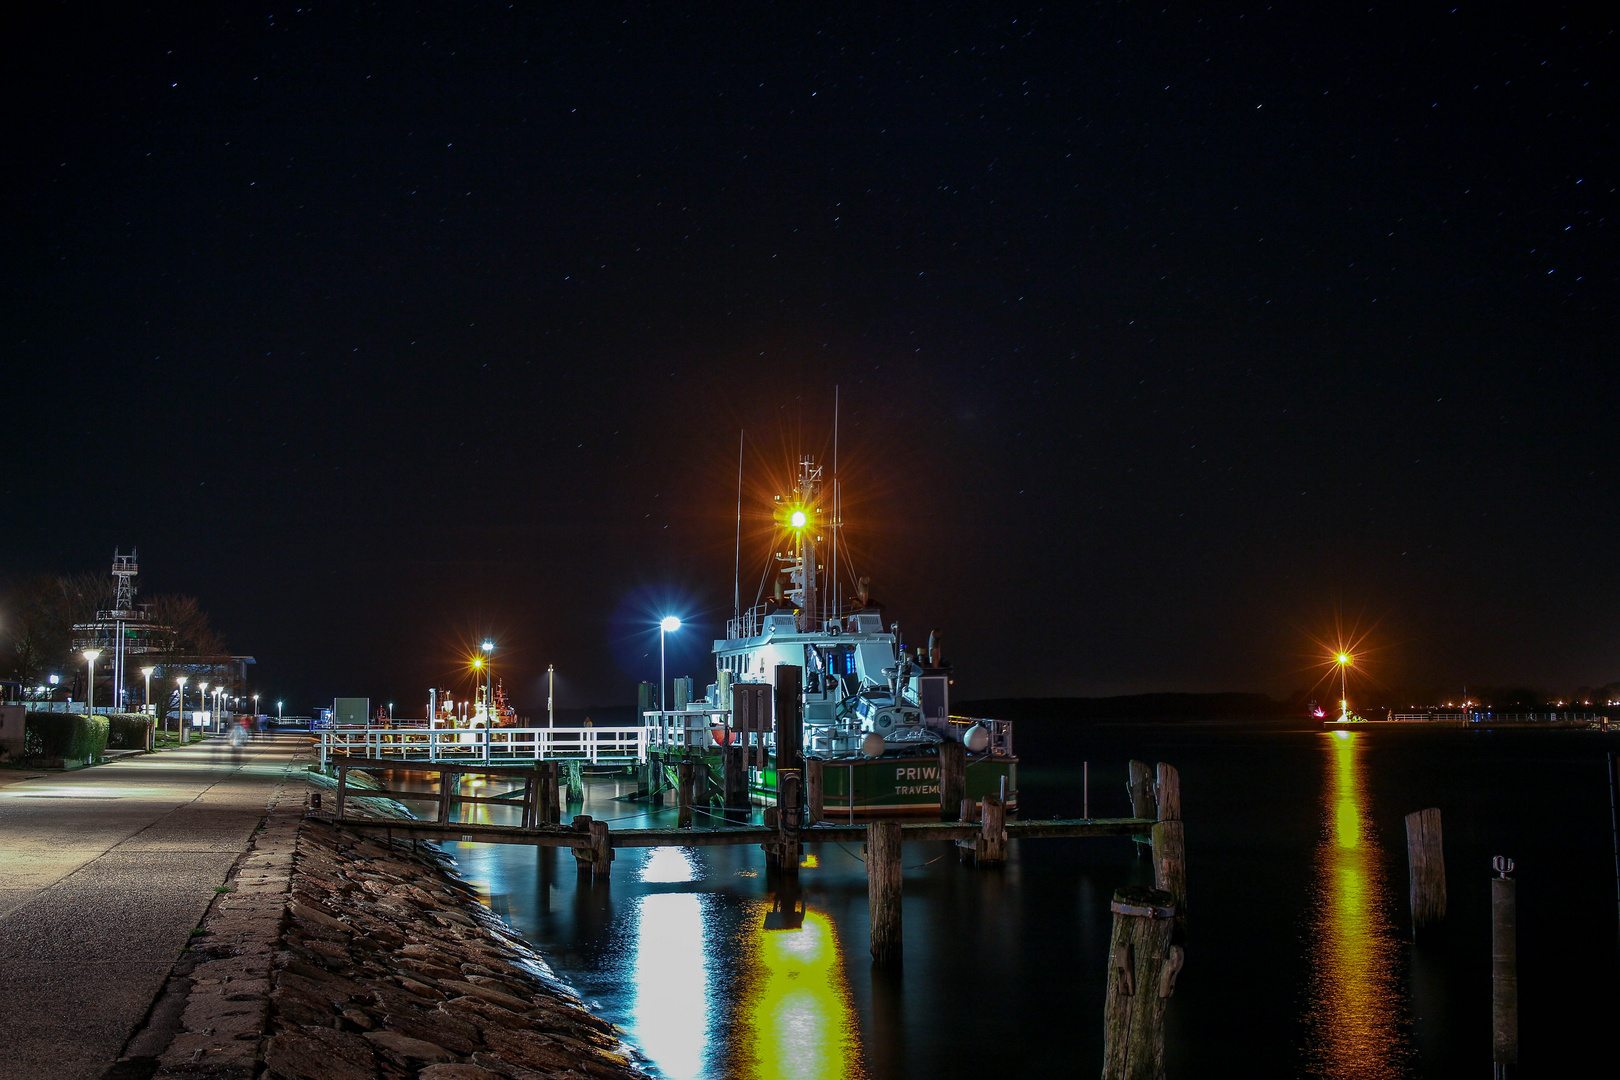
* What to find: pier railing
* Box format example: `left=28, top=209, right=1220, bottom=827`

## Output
left=316, top=725, right=648, bottom=767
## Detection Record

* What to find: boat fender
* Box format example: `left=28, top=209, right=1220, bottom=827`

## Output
left=711, top=726, right=735, bottom=747
left=961, top=723, right=991, bottom=754
left=861, top=732, right=887, bottom=758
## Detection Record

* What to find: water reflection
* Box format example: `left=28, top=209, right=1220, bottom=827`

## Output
left=1305, top=730, right=1408, bottom=1078
left=635, top=849, right=712, bottom=1080
left=739, top=905, right=865, bottom=1080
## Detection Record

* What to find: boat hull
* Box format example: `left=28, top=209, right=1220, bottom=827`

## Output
left=759, top=754, right=1018, bottom=818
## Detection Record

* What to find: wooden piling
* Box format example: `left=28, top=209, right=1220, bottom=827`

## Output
left=1492, top=858, right=1517, bottom=1078
left=1128, top=760, right=1156, bottom=820
left=335, top=764, right=349, bottom=819
left=436, top=768, right=454, bottom=823
left=723, top=745, right=749, bottom=821
left=777, top=769, right=802, bottom=874
left=588, top=818, right=613, bottom=878
left=677, top=760, right=695, bottom=828
left=868, top=820, right=903, bottom=964
left=544, top=761, right=561, bottom=824
left=977, top=793, right=1008, bottom=865
left=774, top=665, right=803, bottom=773
left=938, top=739, right=966, bottom=821
left=1102, top=886, right=1180, bottom=1080
left=1405, top=807, right=1447, bottom=932
left=1150, top=763, right=1186, bottom=929
left=571, top=815, right=594, bottom=875
left=806, top=758, right=825, bottom=825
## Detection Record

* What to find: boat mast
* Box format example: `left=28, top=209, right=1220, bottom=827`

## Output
left=831, top=388, right=839, bottom=628
left=733, top=430, right=744, bottom=623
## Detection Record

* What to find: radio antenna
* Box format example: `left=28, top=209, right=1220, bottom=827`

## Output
left=733, top=429, right=745, bottom=622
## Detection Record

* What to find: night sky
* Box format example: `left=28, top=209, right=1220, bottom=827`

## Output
left=5, top=4, right=1616, bottom=714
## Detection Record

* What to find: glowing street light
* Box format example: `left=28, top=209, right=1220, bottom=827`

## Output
left=1335, top=652, right=1353, bottom=723
left=277, top=699, right=283, bottom=722
left=141, top=666, right=155, bottom=712
left=82, top=650, right=102, bottom=713
left=480, top=640, right=495, bottom=719
left=659, top=616, right=682, bottom=712
left=548, top=663, right=555, bottom=728
left=789, top=509, right=807, bottom=528
left=175, top=675, right=188, bottom=736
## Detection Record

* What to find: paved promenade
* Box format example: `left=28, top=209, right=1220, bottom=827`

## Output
left=0, top=735, right=305, bottom=1080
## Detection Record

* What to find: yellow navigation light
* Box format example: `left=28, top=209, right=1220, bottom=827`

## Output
left=790, top=509, right=808, bottom=528
left=1336, top=653, right=1352, bottom=666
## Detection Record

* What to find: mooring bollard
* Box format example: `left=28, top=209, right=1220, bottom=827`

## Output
left=1405, top=807, right=1447, bottom=933
left=1129, top=760, right=1155, bottom=857
left=938, top=739, right=966, bottom=821
left=589, top=819, right=613, bottom=878
left=1492, top=856, right=1517, bottom=1079
left=868, top=819, right=903, bottom=963
left=1150, top=763, right=1186, bottom=931
left=677, top=760, right=695, bottom=828
left=1102, top=885, right=1181, bottom=1080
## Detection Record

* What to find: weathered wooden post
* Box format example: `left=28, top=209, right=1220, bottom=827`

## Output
left=977, top=793, right=1008, bottom=865
left=571, top=814, right=594, bottom=876
left=774, top=665, right=803, bottom=773
left=1102, top=886, right=1182, bottom=1080
left=335, top=763, right=349, bottom=819
left=777, top=769, right=803, bottom=874
left=1492, top=856, right=1517, bottom=1079
left=544, top=761, right=561, bottom=824
left=806, top=757, right=825, bottom=824
left=589, top=818, right=613, bottom=878
left=436, top=766, right=454, bottom=824
left=1150, top=763, right=1186, bottom=930
left=1405, top=807, right=1447, bottom=933
left=677, top=759, right=695, bottom=828
left=868, top=820, right=903, bottom=964
left=1129, top=759, right=1155, bottom=858
left=938, top=739, right=966, bottom=821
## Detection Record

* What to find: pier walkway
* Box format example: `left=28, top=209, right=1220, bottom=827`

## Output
left=0, top=734, right=305, bottom=1080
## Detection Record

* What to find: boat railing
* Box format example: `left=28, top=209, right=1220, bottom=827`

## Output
left=316, top=725, right=649, bottom=767
left=948, top=716, right=1015, bottom=757
left=642, top=708, right=748, bottom=751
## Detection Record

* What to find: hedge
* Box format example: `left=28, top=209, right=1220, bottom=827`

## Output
left=107, top=713, right=153, bottom=749
left=24, top=712, right=110, bottom=764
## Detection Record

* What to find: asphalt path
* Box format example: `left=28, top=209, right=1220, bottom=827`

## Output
left=0, top=734, right=304, bottom=1080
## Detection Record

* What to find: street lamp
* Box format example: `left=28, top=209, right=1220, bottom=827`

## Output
left=659, top=616, right=681, bottom=712
left=198, top=682, right=209, bottom=733
left=141, top=667, right=155, bottom=713
left=481, top=640, right=494, bottom=719
left=1335, top=652, right=1353, bottom=723
left=82, top=650, right=102, bottom=713
left=277, top=699, right=283, bottom=722
left=548, top=663, right=555, bottom=728
left=252, top=693, right=259, bottom=718
left=175, top=675, right=188, bottom=736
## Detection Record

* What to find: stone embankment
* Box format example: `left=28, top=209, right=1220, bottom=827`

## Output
left=148, top=783, right=647, bottom=1080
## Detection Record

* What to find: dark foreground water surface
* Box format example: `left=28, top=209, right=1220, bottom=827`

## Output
left=429, top=721, right=1620, bottom=1078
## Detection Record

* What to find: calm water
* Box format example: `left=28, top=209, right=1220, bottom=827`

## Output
left=423, top=721, right=1620, bottom=1078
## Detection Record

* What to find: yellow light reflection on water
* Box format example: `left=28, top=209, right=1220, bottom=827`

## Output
left=738, top=907, right=865, bottom=1080
left=1306, top=730, right=1408, bottom=1078
left=634, top=849, right=710, bottom=1080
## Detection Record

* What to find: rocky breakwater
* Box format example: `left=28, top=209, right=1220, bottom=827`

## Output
left=263, top=819, right=645, bottom=1080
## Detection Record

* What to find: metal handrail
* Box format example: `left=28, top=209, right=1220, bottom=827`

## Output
left=316, top=725, right=649, bottom=766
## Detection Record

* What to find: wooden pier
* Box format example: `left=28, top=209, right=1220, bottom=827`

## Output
left=317, top=750, right=1188, bottom=1078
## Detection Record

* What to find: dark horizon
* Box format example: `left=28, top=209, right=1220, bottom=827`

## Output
left=5, top=5, right=1616, bottom=714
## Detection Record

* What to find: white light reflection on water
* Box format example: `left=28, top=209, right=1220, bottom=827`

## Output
left=633, top=848, right=712, bottom=1080
left=1305, top=729, right=1410, bottom=1079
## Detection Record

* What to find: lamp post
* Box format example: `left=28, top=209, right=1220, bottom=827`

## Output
left=481, top=640, right=494, bottom=718
left=252, top=693, right=259, bottom=719
left=198, top=682, right=209, bottom=734
left=175, top=675, right=188, bottom=737
left=548, top=664, right=555, bottom=728
left=83, top=650, right=102, bottom=714
left=1336, top=652, right=1353, bottom=723
left=277, top=700, right=283, bottom=722
left=141, top=667, right=155, bottom=713
left=659, top=617, right=681, bottom=712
